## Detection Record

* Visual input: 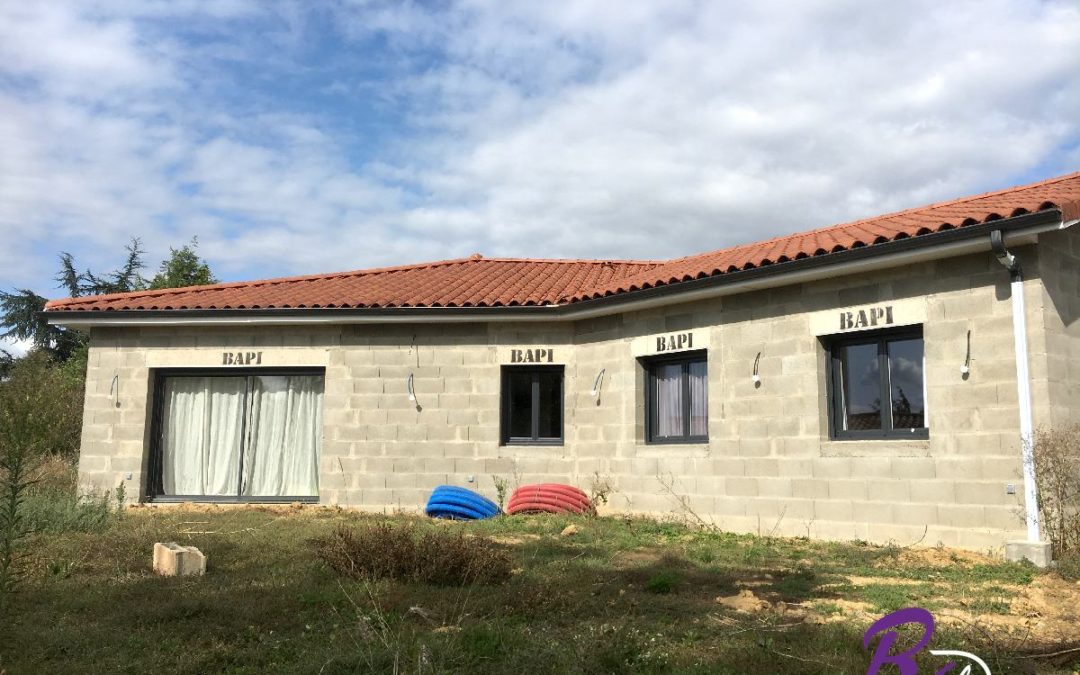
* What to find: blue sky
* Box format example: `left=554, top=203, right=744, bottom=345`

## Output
left=2, top=1, right=1080, bottom=352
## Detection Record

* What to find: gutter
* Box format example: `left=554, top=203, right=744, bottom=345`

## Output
left=46, top=210, right=1069, bottom=329
left=990, top=229, right=1041, bottom=544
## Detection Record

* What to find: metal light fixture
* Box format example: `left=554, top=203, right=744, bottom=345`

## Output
left=407, top=373, right=416, bottom=402
left=752, top=352, right=762, bottom=387
left=110, top=373, right=120, bottom=408
left=591, top=368, right=606, bottom=397
left=960, top=329, right=971, bottom=377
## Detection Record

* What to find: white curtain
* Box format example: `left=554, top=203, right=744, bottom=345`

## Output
left=161, top=377, right=245, bottom=496
left=655, top=363, right=684, bottom=438
left=241, top=375, right=323, bottom=497
left=689, top=361, right=708, bottom=436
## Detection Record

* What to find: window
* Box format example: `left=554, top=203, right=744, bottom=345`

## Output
left=501, top=366, right=563, bottom=445
left=149, top=369, right=324, bottom=501
left=645, top=351, right=708, bottom=443
left=828, top=329, right=927, bottom=440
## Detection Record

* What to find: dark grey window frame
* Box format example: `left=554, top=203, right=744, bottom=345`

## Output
left=826, top=327, right=929, bottom=441
left=643, top=350, right=708, bottom=444
left=500, top=365, right=564, bottom=446
left=147, top=366, right=325, bottom=503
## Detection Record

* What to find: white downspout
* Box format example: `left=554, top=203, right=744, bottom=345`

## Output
left=990, top=230, right=1040, bottom=543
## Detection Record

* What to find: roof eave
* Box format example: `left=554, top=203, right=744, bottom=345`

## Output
left=45, top=209, right=1069, bottom=328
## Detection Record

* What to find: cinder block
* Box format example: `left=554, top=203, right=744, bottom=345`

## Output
left=1005, top=540, right=1052, bottom=568
left=153, top=543, right=206, bottom=576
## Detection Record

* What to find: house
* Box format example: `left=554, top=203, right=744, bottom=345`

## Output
left=45, top=171, right=1080, bottom=563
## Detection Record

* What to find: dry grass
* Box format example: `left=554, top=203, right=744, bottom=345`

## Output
left=311, top=522, right=512, bottom=586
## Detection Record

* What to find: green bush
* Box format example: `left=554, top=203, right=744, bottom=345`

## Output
left=644, top=569, right=680, bottom=594
left=0, top=349, right=86, bottom=461
left=311, top=522, right=513, bottom=586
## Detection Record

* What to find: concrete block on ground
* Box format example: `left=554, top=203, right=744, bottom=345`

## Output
left=153, top=542, right=206, bottom=576
left=1005, top=540, right=1051, bottom=568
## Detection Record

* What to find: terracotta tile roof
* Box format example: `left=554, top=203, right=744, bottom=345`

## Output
left=565, top=170, right=1080, bottom=302
left=44, top=257, right=662, bottom=311
left=44, top=170, right=1080, bottom=313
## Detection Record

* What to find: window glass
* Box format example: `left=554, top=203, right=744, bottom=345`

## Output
left=160, top=376, right=246, bottom=496
left=506, top=370, right=534, bottom=439
left=654, top=363, right=684, bottom=438
left=830, top=330, right=927, bottom=439
left=537, top=370, right=562, bottom=439
left=502, top=366, right=563, bottom=444
left=839, top=342, right=883, bottom=431
left=887, top=338, right=926, bottom=430
left=156, top=372, right=324, bottom=499
left=689, top=360, right=708, bottom=437
left=646, top=353, right=707, bottom=442
left=243, top=375, right=324, bottom=497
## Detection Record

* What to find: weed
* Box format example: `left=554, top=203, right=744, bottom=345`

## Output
left=770, top=568, right=822, bottom=601
left=859, top=582, right=939, bottom=613
left=459, top=625, right=504, bottom=663
left=589, top=472, right=613, bottom=507
left=645, top=569, right=680, bottom=594
left=311, top=522, right=512, bottom=586
left=815, top=601, right=843, bottom=616
left=491, top=475, right=509, bottom=510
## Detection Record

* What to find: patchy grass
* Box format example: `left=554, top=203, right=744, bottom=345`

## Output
left=0, top=507, right=1078, bottom=674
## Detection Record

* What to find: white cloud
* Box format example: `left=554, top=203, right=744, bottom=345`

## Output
left=1, top=0, right=1079, bottom=301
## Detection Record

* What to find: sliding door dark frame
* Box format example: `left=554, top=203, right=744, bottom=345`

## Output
left=500, top=365, right=564, bottom=446
left=644, top=350, right=708, bottom=444
left=827, top=328, right=928, bottom=441
left=146, top=366, right=325, bottom=503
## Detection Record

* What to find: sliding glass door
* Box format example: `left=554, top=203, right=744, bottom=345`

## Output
left=151, top=370, right=324, bottom=501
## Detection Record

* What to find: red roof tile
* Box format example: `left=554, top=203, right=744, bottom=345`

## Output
left=44, top=257, right=661, bottom=311
left=564, top=170, right=1080, bottom=302
left=44, top=171, right=1080, bottom=313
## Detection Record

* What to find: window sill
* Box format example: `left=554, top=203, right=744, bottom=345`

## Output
left=632, top=442, right=711, bottom=458
left=146, top=495, right=319, bottom=504
left=820, top=438, right=932, bottom=458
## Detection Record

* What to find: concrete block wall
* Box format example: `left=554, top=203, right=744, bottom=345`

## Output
left=75, top=244, right=1066, bottom=552
left=1035, top=226, right=1080, bottom=428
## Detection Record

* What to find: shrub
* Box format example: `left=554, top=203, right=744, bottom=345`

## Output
left=1057, top=552, right=1080, bottom=582
left=22, top=460, right=114, bottom=534
left=1032, top=426, right=1080, bottom=558
left=311, top=523, right=512, bottom=586
left=644, top=570, right=680, bottom=594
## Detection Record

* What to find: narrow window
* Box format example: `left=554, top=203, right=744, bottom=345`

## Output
left=828, top=329, right=927, bottom=440
left=501, top=366, right=564, bottom=445
left=150, top=369, right=325, bottom=501
left=645, top=351, right=708, bottom=443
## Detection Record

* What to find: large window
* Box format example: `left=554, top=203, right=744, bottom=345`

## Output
left=501, top=366, right=563, bottom=445
left=828, top=329, right=927, bottom=440
left=645, top=352, right=708, bottom=443
left=149, top=369, right=325, bottom=501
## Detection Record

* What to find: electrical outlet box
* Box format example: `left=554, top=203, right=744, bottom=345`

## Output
left=1005, top=483, right=1016, bottom=495
left=467, top=474, right=475, bottom=483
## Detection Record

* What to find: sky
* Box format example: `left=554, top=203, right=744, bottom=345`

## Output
left=2, top=1, right=1080, bottom=354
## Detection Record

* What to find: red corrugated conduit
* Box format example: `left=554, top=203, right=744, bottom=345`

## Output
left=506, top=483, right=593, bottom=515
